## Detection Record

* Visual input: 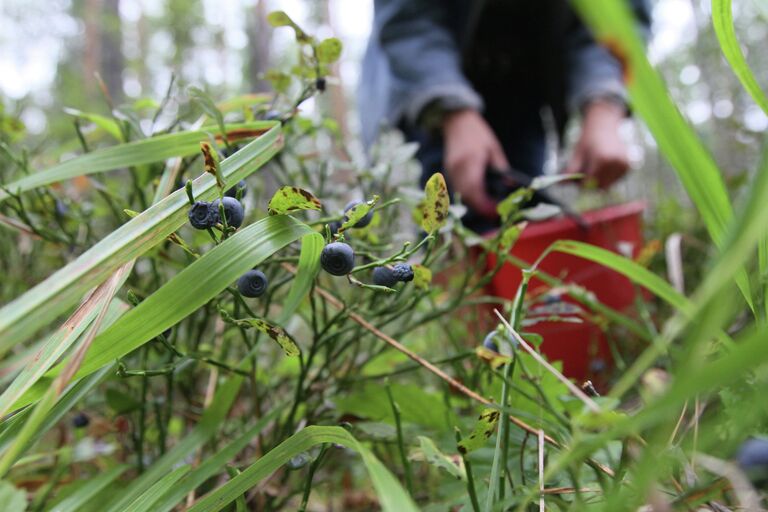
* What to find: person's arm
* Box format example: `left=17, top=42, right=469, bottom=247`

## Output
left=374, top=0, right=483, bottom=126
left=374, top=0, right=507, bottom=217
left=563, top=0, right=651, bottom=188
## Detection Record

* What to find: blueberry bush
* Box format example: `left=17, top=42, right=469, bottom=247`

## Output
left=0, top=2, right=767, bottom=511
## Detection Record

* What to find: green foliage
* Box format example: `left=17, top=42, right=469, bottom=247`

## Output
left=1, top=5, right=768, bottom=511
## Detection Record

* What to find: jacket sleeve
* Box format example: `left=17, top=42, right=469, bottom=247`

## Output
left=373, top=0, right=483, bottom=126
left=564, top=0, right=652, bottom=113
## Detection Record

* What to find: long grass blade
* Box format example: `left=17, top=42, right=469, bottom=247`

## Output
left=49, top=464, right=129, bottom=512
left=712, top=0, right=768, bottom=114
left=0, top=121, right=277, bottom=202
left=187, top=426, right=418, bottom=512
left=572, top=0, right=753, bottom=310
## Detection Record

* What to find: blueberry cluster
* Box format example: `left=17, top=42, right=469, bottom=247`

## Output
left=187, top=196, right=245, bottom=230
left=372, top=263, right=414, bottom=287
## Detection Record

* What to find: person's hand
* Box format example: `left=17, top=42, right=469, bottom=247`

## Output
left=565, top=99, right=630, bottom=188
left=442, top=109, right=509, bottom=217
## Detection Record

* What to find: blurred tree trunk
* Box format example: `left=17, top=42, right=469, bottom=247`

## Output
left=245, top=0, right=272, bottom=93
left=322, top=0, right=349, bottom=140
left=100, top=0, right=124, bottom=102
left=83, top=0, right=101, bottom=98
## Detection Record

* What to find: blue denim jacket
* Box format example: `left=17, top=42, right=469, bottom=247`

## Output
left=359, top=0, right=650, bottom=148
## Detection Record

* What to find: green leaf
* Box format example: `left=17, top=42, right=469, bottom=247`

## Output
left=266, top=10, right=309, bottom=41
left=242, top=318, right=300, bottom=357
left=316, top=37, right=343, bottom=64
left=188, top=86, right=227, bottom=138
left=499, top=224, right=523, bottom=253
left=103, top=377, right=243, bottom=511
left=335, top=383, right=455, bottom=430
left=187, top=426, right=418, bottom=512
left=0, top=124, right=282, bottom=350
left=712, top=0, right=768, bottom=115
left=265, top=70, right=291, bottom=94
left=63, top=107, right=124, bottom=142
left=0, top=481, right=26, bottom=512
left=105, top=388, right=142, bottom=415
left=412, top=264, right=432, bottom=291
left=14, top=217, right=313, bottom=411
left=339, top=196, right=378, bottom=232
left=49, top=465, right=129, bottom=512
left=412, top=436, right=465, bottom=481
left=267, top=186, right=322, bottom=215
left=458, top=408, right=500, bottom=454
left=0, top=121, right=275, bottom=202
left=420, top=173, right=449, bottom=233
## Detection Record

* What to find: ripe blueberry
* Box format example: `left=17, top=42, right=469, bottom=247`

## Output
left=213, top=196, right=245, bottom=228
left=483, top=332, right=499, bottom=353
left=372, top=266, right=397, bottom=287
left=320, top=242, right=355, bottom=276
left=316, top=77, right=326, bottom=92
left=286, top=452, right=312, bottom=470
left=72, top=412, right=90, bottom=429
left=737, top=438, right=768, bottom=470
left=343, top=200, right=373, bottom=228
left=237, top=269, right=269, bottom=298
left=188, top=201, right=218, bottom=230
left=392, top=263, right=414, bottom=282
left=221, top=145, right=241, bottom=158
left=224, top=180, right=247, bottom=198
left=328, top=220, right=342, bottom=237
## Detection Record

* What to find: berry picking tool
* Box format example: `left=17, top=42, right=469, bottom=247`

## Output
left=486, top=167, right=589, bottom=230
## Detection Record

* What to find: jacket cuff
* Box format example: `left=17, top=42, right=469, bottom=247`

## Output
left=405, top=83, right=484, bottom=127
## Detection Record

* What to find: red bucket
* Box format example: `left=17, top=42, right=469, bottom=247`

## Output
left=485, top=201, right=646, bottom=382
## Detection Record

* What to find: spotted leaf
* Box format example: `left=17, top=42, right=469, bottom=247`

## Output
left=420, top=173, right=449, bottom=233
left=267, top=186, right=322, bottom=216
left=458, top=408, right=500, bottom=454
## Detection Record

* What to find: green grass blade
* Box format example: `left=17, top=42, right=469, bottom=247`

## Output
left=0, top=124, right=282, bottom=349
left=712, top=0, right=768, bottom=114
left=122, top=466, right=191, bottom=512
left=104, top=376, right=243, bottom=512
left=149, top=406, right=285, bottom=512
left=14, top=216, right=314, bottom=410
left=277, top=231, right=323, bottom=324
left=49, top=464, right=129, bottom=512
left=0, top=121, right=276, bottom=202
left=0, top=297, right=127, bottom=419
left=572, top=0, right=753, bottom=309
left=187, top=426, right=418, bottom=512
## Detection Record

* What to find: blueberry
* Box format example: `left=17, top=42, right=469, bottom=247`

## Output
left=261, top=110, right=282, bottom=121
left=72, top=412, right=90, bottom=429
left=372, top=266, right=397, bottom=287
left=316, top=77, right=326, bottom=92
left=320, top=242, right=355, bottom=276
left=343, top=200, right=373, bottom=229
left=483, top=332, right=499, bottom=353
left=286, top=452, right=312, bottom=470
left=221, top=145, right=241, bottom=158
left=213, top=197, right=245, bottom=228
left=224, top=180, right=247, bottom=198
left=188, top=201, right=218, bottom=230
left=737, top=438, right=768, bottom=470
left=237, top=269, right=269, bottom=298
left=392, top=263, right=414, bottom=282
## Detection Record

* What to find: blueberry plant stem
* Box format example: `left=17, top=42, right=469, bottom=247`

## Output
left=386, top=380, right=415, bottom=496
